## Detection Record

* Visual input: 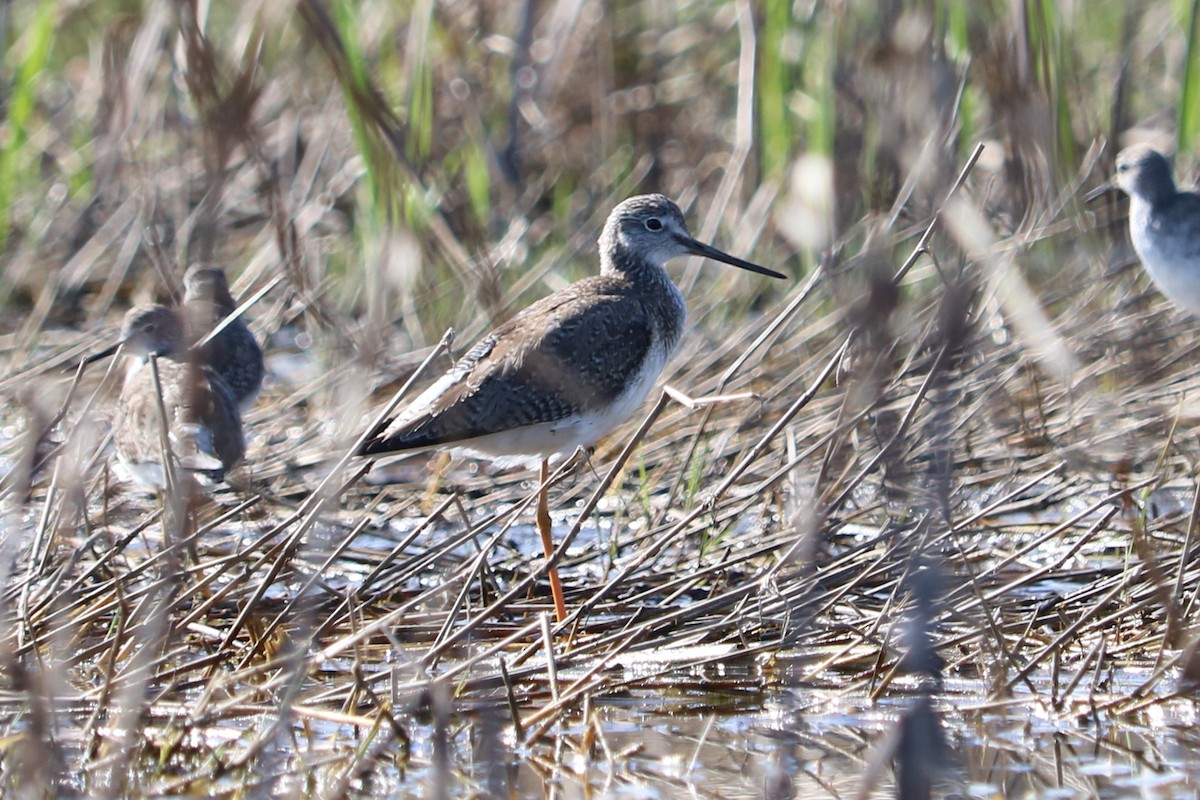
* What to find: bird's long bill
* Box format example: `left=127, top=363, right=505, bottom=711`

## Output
left=679, top=236, right=787, bottom=279
left=1083, top=179, right=1115, bottom=203
left=81, top=341, right=122, bottom=367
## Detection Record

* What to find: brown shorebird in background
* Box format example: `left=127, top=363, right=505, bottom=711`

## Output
left=183, top=265, right=265, bottom=413
left=100, top=304, right=245, bottom=489
left=357, top=194, right=786, bottom=622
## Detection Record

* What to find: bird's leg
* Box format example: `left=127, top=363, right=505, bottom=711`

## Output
left=422, top=451, right=452, bottom=514
left=537, top=458, right=567, bottom=623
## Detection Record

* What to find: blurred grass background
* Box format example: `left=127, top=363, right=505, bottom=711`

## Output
left=0, top=0, right=1191, bottom=350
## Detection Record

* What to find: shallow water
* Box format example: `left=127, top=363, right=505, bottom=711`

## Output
left=8, top=364, right=1200, bottom=800
left=250, top=654, right=1198, bottom=799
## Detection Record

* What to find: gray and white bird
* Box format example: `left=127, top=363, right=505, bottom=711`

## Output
left=358, top=194, right=785, bottom=464
left=1112, top=145, right=1200, bottom=315
left=356, top=194, right=785, bottom=623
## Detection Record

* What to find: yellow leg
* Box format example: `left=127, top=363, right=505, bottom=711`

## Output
left=422, top=451, right=452, bottom=513
left=537, top=459, right=567, bottom=623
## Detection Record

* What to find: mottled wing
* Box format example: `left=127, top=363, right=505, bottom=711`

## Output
left=207, top=322, right=264, bottom=407
left=185, top=298, right=265, bottom=409
left=360, top=279, right=653, bottom=454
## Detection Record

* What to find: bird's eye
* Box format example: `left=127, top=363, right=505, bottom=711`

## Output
left=644, top=217, right=664, bottom=231
left=1117, top=163, right=1129, bottom=172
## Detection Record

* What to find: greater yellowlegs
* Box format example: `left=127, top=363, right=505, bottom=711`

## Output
left=357, top=194, right=785, bottom=621
left=107, top=304, right=245, bottom=488
left=1110, top=145, right=1200, bottom=315
left=183, top=265, right=265, bottom=412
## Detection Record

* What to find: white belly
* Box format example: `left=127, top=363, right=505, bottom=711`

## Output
left=1130, top=200, right=1200, bottom=314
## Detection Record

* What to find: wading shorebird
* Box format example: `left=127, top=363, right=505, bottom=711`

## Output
left=356, top=194, right=786, bottom=622
left=183, top=265, right=265, bottom=413
left=100, top=304, right=245, bottom=489
left=1109, top=145, right=1200, bottom=315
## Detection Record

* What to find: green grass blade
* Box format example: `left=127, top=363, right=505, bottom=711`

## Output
left=0, top=0, right=57, bottom=253
left=1179, top=0, right=1200, bottom=152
